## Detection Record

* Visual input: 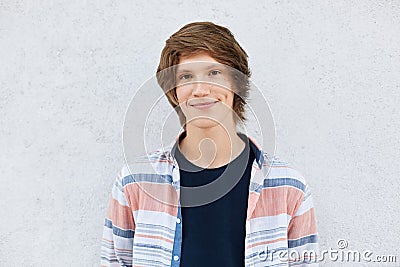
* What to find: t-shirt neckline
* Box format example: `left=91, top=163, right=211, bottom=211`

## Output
left=174, top=132, right=251, bottom=171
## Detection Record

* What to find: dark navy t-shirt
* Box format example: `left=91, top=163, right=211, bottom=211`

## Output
left=174, top=133, right=255, bottom=267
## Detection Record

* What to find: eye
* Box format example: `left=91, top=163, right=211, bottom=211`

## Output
left=209, top=70, right=221, bottom=76
left=179, top=74, right=192, bottom=80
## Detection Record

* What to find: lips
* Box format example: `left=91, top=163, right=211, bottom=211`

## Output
left=190, top=101, right=218, bottom=109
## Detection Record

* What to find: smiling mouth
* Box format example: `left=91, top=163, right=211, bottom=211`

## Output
left=190, top=101, right=218, bottom=109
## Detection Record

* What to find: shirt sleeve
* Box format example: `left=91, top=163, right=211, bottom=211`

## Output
left=287, top=181, right=319, bottom=266
left=101, top=168, right=135, bottom=267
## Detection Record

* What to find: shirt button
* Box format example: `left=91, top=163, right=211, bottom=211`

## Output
left=173, top=255, right=179, bottom=261
left=176, top=218, right=181, bottom=224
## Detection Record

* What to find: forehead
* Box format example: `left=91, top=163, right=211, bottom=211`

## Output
left=176, top=51, right=225, bottom=73
left=178, top=51, right=218, bottom=64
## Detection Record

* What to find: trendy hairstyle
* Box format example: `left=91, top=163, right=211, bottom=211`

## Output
left=156, top=21, right=251, bottom=129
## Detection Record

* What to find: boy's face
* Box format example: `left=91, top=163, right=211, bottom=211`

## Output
left=175, top=51, right=236, bottom=130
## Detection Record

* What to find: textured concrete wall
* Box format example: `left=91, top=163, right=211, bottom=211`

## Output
left=1, top=1, right=399, bottom=266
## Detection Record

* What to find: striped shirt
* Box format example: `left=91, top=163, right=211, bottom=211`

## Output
left=101, top=131, right=319, bottom=266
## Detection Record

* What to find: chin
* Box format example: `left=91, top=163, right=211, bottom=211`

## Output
left=186, top=110, right=236, bottom=128
left=188, top=118, right=221, bottom=129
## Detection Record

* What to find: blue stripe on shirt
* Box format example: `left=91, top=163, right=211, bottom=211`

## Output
left=263, top=178, right=306, bottom=192
left=288, top=234, right=318, bottom=248
left=104, top=218, right=135, bottom=238
left=122, top=173, right=173, bottom=186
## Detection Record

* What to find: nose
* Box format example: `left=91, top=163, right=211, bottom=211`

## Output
left=192, top=81, right=210, bottom=97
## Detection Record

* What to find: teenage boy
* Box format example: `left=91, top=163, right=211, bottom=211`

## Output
left=101, top=21, right=319, bottom=267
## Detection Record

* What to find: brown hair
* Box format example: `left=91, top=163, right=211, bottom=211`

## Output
left=156, top=21, right=251, bottom=128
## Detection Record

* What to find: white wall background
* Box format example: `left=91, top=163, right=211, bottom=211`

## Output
left=1, top=1, right=399, bottom=266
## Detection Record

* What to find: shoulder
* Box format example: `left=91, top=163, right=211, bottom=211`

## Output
left=116, top=148, right=174, bottom=186
left=260, top=152, right=309, bottom=194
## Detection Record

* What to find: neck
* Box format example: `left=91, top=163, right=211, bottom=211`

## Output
left=179, top=123, right=245, bottom=169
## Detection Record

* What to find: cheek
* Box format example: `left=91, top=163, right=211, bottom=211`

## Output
left=175, top=88, right=186, bottom=103
left=224, top=89, right=235, bottom=104
left=175, top=86, right=192, bottom=106
left=226, top=92, right=236, bottom=111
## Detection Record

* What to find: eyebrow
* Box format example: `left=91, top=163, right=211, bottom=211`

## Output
left=175, top=63, right=224, bottom=74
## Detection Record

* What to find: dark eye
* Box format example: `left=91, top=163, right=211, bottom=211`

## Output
left=210, top=70, right=221, bottom=76
left=179, top=74, right=192, bottom=80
